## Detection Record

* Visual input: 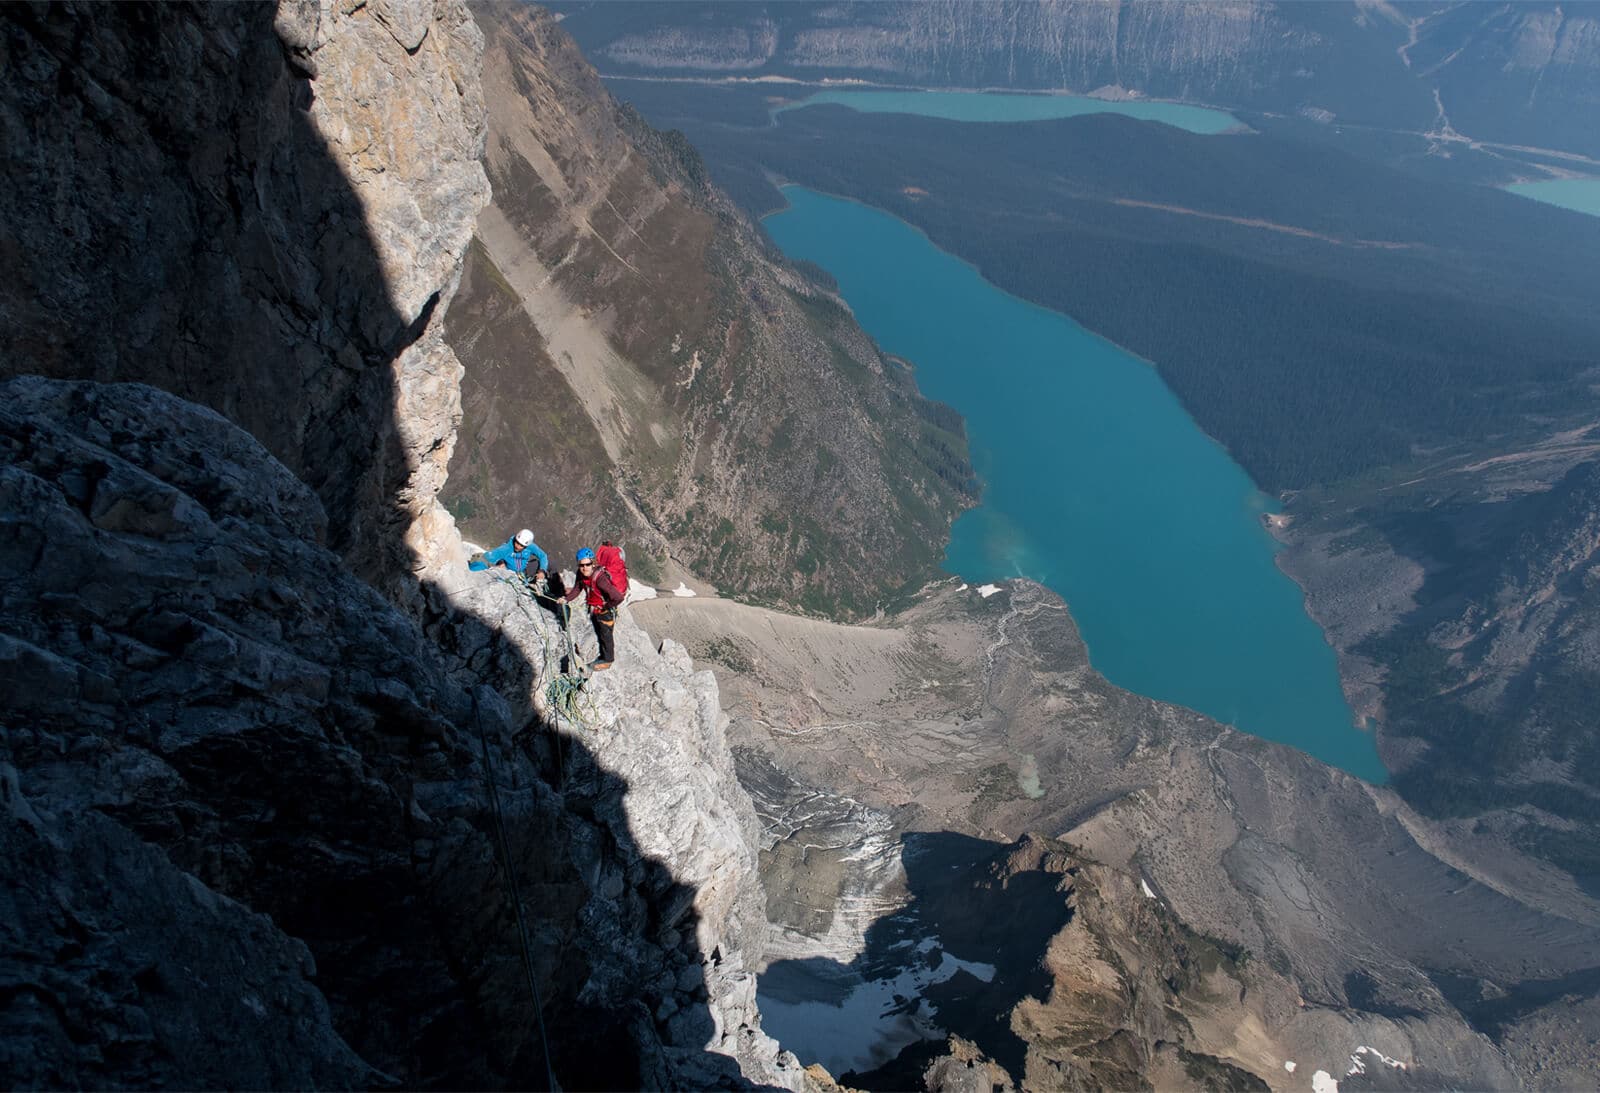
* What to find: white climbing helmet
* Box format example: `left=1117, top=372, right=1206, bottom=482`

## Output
left=514, top=528, right=535, bottom=547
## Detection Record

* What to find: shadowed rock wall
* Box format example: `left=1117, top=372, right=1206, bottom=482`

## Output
left=0, top=0, right=486, bottom=594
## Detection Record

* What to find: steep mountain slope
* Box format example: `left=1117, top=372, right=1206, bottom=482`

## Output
left=443, top=4, right=973, bottom=617
left=550, top=0, right=1600, bottom=158
left=1282, top=443, right=1600, bottom=898
left=7, top=2, right=1596, bottom=1089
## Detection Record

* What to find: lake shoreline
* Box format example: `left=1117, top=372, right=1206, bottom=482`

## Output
left=766, top=185, right=1387, bottom=782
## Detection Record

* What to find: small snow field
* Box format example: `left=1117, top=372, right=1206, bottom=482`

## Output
left=1348, top=1046, right=1408, bottom=1075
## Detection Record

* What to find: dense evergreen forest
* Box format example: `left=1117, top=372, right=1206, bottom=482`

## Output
left=663, top=103, right=1600, bottom=493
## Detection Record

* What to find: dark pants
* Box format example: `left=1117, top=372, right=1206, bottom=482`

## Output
left=591, top=607, right=616, bottom=663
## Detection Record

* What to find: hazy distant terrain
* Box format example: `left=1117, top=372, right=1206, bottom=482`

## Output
left=551, top=0, right=1600, bottom=159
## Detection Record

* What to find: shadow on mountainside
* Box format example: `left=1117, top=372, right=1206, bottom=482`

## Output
left=759, top=831, right=1069, bottom=1090
left=0, top=4, right=742, bottom=1089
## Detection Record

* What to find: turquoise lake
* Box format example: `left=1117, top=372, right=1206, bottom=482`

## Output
left=1507, top=177, right=1600, bottom=218
left=766, top=186, right=1386, bottom=782
left=775, top=88, right=1239, bottom=134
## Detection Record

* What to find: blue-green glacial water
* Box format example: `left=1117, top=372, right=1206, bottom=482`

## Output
left=766, top=186, right=1386, bottom=782
left=775, top=88, right=1240, bottom=133
left=1507, top=177, right=1600, bottom=218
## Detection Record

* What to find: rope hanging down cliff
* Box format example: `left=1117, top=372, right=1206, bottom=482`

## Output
left=470, top=692, right=558, bottom=1089
left=460, top=568, right=607, bottom=1088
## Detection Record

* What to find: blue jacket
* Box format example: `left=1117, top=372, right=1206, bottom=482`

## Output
left=471, top=536, right=547, bottom=575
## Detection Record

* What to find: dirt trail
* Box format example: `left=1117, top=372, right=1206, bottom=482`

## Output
left=1109, top=197, right=1420, bottom=249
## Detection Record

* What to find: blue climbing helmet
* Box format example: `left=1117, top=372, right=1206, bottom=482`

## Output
left=575, top=547, right=596, bottom=563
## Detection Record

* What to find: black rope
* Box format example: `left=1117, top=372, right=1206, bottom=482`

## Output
left=470, top=692, right=558, bottom=1090
left=553, top=599, right=569, bottom=791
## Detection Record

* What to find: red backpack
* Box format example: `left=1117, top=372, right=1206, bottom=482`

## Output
left=595, top=541, right=629, bottom=602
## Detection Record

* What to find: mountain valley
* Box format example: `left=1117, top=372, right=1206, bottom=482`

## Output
left=570, top=0, right=1600, bottom=933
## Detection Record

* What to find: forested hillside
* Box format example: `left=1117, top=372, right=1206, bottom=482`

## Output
left=1355, top=461, right=1600, bottom=893
left=657, top=105, right=1600, bottom=492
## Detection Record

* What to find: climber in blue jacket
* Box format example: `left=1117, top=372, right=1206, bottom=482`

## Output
left=469, top=528, right=548, bottom=579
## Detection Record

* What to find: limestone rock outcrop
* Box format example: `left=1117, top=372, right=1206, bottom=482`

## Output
left=0, top=0, right=488, bottom=589
left=0, top=376, right=802, bottom=1088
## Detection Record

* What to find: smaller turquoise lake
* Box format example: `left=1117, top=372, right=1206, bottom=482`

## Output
left=766, top=187, right=1386, bottom=782
left=1507, top=177, right=1600, bottom=218
left=775, top=88, right=1239, bottom=134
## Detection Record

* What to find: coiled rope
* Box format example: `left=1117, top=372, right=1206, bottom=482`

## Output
left=503, top=575, right=599, bottom=736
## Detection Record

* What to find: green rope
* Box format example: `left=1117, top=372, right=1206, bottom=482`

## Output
left=497, top=573, right=600, bottom=749
left=545, top=673, right=588, bottom=724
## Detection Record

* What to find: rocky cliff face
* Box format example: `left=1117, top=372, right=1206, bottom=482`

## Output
left=442, top=4, right=973, bottom=617
left=0, top=377, right=803, bottom=1088
left=0, top=0, right=486, bottom=597
left=0, top=2, right=807, bottom=1088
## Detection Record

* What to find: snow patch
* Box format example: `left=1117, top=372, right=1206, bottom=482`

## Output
left=955, top=583, right=968, bottom=592
left=976, top=583, right=1002, bottom=598
left=760, top=942, right=998, bottom=1076
left=671, top=583, right=698, bottom=598
left=1311, top=1070, right=1339, bottom=1093
left=1347, top=1046, right=1408, bottom=1076
left=1140, top=878, right=1157, bottom=899
left=1284, top=1060, right=1297, bottom=1073
left=625, top=583, right=657, bottom=604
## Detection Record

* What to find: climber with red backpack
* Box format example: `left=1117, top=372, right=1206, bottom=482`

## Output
left=560, top=542, right=628, bottom=670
